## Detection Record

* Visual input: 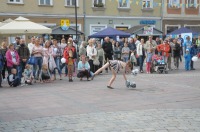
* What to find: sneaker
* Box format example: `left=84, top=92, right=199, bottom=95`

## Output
left=91, top=74, right=95, bottom=80
left=107, top=86, right=114, bottom=89
left=191, top=68, right=196, bottom=70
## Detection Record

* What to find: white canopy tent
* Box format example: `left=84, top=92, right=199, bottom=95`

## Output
left=0, top=16, right=52, bottom=34
left=0, top=18, right=14, bottom=27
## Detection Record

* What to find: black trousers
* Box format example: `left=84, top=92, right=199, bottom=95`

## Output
left=88, top=60, right=94, bottom=73
left=77, top=70, right=90, bottom=79
left=190, top=60, right=194, bottom=69
left=104, top=54, right=112, bottom=71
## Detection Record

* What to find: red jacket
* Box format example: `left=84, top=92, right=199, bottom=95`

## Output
left=157, top=43, right=170, bottom=57
left=63, top=46, right=75, bottom=64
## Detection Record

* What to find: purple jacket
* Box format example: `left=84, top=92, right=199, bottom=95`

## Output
left=6, top=49, right=20, bottom=67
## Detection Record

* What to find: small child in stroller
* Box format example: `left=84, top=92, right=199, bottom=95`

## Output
left=151, top=54, right=168, bottom=74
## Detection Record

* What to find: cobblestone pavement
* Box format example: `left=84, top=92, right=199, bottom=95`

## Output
left=0, top=61, right=200, bottom=131
left=0, top=109, right=200, bottom=132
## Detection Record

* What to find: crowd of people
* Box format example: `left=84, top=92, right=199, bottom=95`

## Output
left=0, top=35, right=199, bottom=88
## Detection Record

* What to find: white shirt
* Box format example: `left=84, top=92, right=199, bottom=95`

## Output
left=11, top=51, right=17, bottom=63
left=28, top=43, right=34, bottom=55
left=137, top=43, right=143, bottom=56
left=135, top=40, right=140, bottom=48
left=86, top=45, right=97, bottom=60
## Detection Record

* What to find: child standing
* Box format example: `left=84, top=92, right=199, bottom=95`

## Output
left=67, top=49, right=74, bottom=82
left=146, top=49, right=153, bottom=74
left=130, top=52, right=136, bottom=67
left=24, top=64, right=33, bottom=85
left=7, top=68, right=20, bottom=87
left=184, top=49, right=191, bottom=71
left=64, top=42, right=75, bottom=82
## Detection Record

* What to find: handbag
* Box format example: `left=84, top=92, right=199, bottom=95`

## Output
left=93, top=57, right=100, bottom=66
left=27, top=56, right=36, bottom=65
left=49, top=55, right=57, bottom=71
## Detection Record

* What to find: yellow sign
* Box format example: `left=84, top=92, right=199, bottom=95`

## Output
left=60, top=19, right=70, bottom=30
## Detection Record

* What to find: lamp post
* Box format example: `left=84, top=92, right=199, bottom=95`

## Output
left=75, top=0, right=78, bottom=40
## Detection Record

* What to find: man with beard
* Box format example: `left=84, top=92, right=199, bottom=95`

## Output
left=16, top=39, right=30, bottom=81
left=13, top=37, right=20, bottom=49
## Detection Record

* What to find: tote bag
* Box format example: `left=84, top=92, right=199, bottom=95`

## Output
left=27, top=56, right=36, bottom=65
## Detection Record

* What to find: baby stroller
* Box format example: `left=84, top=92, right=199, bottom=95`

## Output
left=150, top=55, right=168, bottom=74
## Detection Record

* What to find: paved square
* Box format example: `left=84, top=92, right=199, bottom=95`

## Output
left=0, top=61, right=200, bottom=131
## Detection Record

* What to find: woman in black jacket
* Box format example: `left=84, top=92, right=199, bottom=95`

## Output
left=173, top=39, right=181, bottom=70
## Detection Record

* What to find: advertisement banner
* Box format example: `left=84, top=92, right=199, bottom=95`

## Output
left=143, top=26, right=153, bottom=35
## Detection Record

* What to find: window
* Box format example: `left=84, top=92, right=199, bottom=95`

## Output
left=66, top=0, right=78, bottom=6
left=165, top=25, right=181, bottom=34
left=70, top=24, right=82, bottom=31
left=8, top=0, right=23, bottom=4
left=93, top=0, right=105, bottom=7
left=114, top=25, right=131, bottom=31
left=118, top=0, right=130, bottom=8
left=142, top=0, right=153, bottom=9
left=39, top=0, right=53, bottom=5
left=186, top=0, right=197, bottom=8
left=90, top=24, right=107, bottom=35
left=168, top=0, right=180, bottom=8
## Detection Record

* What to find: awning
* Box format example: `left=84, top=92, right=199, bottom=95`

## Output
left=51, top=26, right=84, bottom=35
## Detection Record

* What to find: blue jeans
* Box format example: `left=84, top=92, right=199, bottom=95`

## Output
left=17, top=61, right=27, bottom=79
left=33, top=57, right=43, bottom=78
left=53, top=57, right=61, bottom=75
left=185, top=60, right=190, bottom=70
left=139, top=55, right=144, bottom=71
left=123, top=56, right=129, bottom=63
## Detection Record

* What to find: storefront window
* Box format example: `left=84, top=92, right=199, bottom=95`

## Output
left=166, top=25, right=180, bottom=34
left=90, top=25, right=107, bottom=35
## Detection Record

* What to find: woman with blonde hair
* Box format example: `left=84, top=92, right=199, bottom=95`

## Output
left=87, top=39, right=97, bottom=72
left=32, top=38, right=43, bottom=80
left=43, top=40, right=53, bottom=68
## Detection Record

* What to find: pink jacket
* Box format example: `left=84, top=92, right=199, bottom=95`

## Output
left=6, top=49, right=20, bottom=67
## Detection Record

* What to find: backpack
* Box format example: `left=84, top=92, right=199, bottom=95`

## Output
left=0, top=53, right=4, bottom=68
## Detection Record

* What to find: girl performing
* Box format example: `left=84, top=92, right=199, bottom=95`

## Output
left=91, top=60, right=133, bottom=89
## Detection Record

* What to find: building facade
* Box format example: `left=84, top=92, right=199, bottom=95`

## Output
left=0, top=0, right=162, bottom=39
left=84, top=0, right=162, bottom=37
left=0, top=0, right=84, bottom=32
left=163, top=0, right=200, bottom=35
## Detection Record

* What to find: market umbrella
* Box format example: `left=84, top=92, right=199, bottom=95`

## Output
left=0, top=18, right=14, bottom=27
left=0, top=16, right=52, bottom=34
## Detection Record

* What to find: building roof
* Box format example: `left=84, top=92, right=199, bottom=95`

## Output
left=88, top=27, right=130, bottom=39
left=51, top=26, right=83, bottom=35
left=167, top=27, right=198, bottom=35
left=125, top=25, right=163, bottom=36
left=186, top=27, right=200, bottom=34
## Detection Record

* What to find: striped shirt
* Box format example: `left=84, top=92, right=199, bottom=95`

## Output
left=109, top=60, right=124, bottom=73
